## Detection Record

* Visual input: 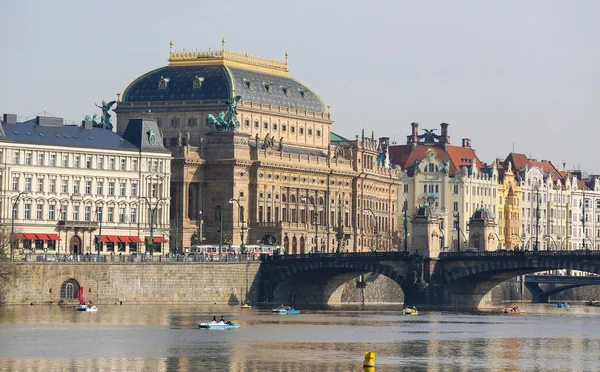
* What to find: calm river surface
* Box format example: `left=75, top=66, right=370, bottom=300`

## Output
left=1, top=304, right=599, bottom=371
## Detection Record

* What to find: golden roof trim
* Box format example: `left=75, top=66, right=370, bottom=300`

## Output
left=168, top=41, right=288, bottom=74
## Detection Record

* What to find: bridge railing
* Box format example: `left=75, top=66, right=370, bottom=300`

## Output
left=262, top=251, right=410, bottom=261
left=17, top=253, right=261, bottom=264
left=439, top=250, right=600, bottom=259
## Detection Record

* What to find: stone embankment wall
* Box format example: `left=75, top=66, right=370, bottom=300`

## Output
left=1, top=263, right=262, bottom=305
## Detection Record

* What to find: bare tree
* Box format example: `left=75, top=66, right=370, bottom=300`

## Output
left=0, top=226, right=17, bottom=307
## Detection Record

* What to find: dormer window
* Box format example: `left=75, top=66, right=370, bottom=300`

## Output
left=281, top=85, right=290, bottom=96
left=299, top=87, right=308, bottom=99
left=192, top=76, right=204, bottom=89
left=264, top=81, right=273, bottom=94
left=158, top=76, right=170, bottom=90
left=245, top=78, right=255, bottom=90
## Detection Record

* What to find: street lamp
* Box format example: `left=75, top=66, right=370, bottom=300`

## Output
left=402, top=199, right=409, bottom=253
left=364, top=207, right=377, bottom=251
left=534, top=183, right=541, bottom=252
left=229, top=198, right=246, bottom=254
left=11, top=190, right=30, bottom=262
left=453, top=211, right=466, bottom=252
left=544, top=234, right=557, bottom=251
left=142, top=196, right=168, bottom=256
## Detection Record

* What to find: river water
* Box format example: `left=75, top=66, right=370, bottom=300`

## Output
left=0, top=304, right=599, bottom=371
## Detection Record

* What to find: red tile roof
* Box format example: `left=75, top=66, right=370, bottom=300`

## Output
left=388, top=144, right=484, bottom=176
left=503, top=152, right=563, bottom=182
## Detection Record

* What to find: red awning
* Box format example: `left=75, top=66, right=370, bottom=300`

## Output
left=24, top=233, right=37, bottom=240
left=35, top=234, right=50, bottom=240
left=130, top=236, right=142, bottom=243
left=118, top=236, right=132, bottom=243
left=12, top=233, right=25, bottom=240
left=95, top=235, right=111, bottom=242
left=47, top=234, right=61, bottom=241
left=107, top=236, right=120, bottom=243
left=145, top=236, right=167, bottom=243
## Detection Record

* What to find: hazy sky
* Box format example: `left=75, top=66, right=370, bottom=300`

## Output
left=1, top=1, right=598, bottom=172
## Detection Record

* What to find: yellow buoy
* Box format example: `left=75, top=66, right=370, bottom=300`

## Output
left=363, top=351, right=376, bottom=367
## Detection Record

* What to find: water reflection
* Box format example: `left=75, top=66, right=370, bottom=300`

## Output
left=1, top=304, right=600, bottom=371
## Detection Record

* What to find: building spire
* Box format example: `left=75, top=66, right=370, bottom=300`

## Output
left=222, top=38, right=226, bottom=51
left=169, top=40, right=173, bottom=58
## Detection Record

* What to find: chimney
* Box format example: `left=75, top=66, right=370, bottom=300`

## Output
left=3, top=114, right=17, bottom=124
left=410, top=122, right=419, bottom=149
left=82, top=120, right=93, bottom=129
left=462, top=138, right=471, bottom=149
left=440, top=122, right=449, bottom=149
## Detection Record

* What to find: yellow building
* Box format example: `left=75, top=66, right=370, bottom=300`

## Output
left=497, top=162, right=521, bottom=249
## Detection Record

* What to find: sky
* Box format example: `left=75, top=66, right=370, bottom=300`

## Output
left=1, top=1, right=598, bottom=173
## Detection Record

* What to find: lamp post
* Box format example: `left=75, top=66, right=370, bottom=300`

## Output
left=544, top=234, right=557, bottom=251
left=301, top=195, right=319, bottom=253
left=11, top=190, right=29, bottom=262
left=142, top=196, right=168, bottom=257
left=511, top=233, right=525, bottom=250
left=364, top=207, right=377, bottom=251
left=403, top=199, right=409, bottom=253
left=534, top=184, right=541, bottom=252
left=335, top=196, right=343, bottom=255
left=96, top=207, right=103, bottom=258
left=229, top=198, right=246, bottom=254
left=581, top=191, right=586, bottom=250
left=453, top=211, right=463, bottom=252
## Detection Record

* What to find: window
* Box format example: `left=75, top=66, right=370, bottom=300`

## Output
left=308, top=128, right=312, bottom=136
left=50, top=154, right=56, bottom=167
left=188, top=118, right=198, bottom=127
left=73, top=180, right=80, bottom=194
left=108, top=182, right=115, bottom=196
left=84, top=206, right=91, bottom=221
left=25, top=177, right=32, bottom=192
left=62, top=155, right=68, bottom=167
left=49, top=205, right=55, bottom=220
left=119, top=207, right=125, bottom=223
left=97, top=156, right=104, bottom=169
left=49, top=179, right=56, bottom=193
left=453, top=185, right=459, bottom=194
left=85, top=181, right=91, bottom=194
left=25, top=152, right=31, bottom=165
left=132, top=159, right=138, bottom=171
left=131, top=183, right=138, bottom=197
left=244, top=119, right=250, bottom=127
left=273, top=123, right=278, bottom=131
left=263, top=122, right=269, bottom=130
left=59, top=206, right=66, bottom=220
left=299, top=127, right=304, bottom=135
left=120, top=183, right=126, bottom=196
left=120, top=159, right=126, bottom=170
left=72, top=205, right=79, bottom=220
left=13, top=151, right=19, bottom=164
left=429, top=164, right=435, bottom=172
left=74, top=155, right=80, bottom=168
left=282, top=125, right=287, bottom=132
left=38, top=153, right=44, bottom=165
left=86, top=156, right=92, bottom=169
left=291, top=126, right=295, bottom=133
left=107, top=207, right=114, bottom=222
left=151, top=184, right=157, bottom=197
left=152, top=161, right=158, bottom=172
left=24, top=204, right=31, bottom=220
left=36, top=203, right=43, bottom=220
left=317, top=130, right=321, bottom=137
left=109, top=158, right=115, bottom=170
left=403, top=184, right=409, bottom=193
left=171, top=118, right=180, bottom=128
left=454, top=202, right=459, bottom=212
left=597, top=200, right=600, bottom=209
left=97, top=181, right=104, bottom=195
left=12, top=177, right=18, bottom=191
left=37, top=178, right=44, bottom=192
left=130, top=208, right=137, bottom=223
left=254, top=121, right=259, bottom=128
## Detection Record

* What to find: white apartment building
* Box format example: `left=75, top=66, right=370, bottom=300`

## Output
left=0, top=114, right=171, bottom=256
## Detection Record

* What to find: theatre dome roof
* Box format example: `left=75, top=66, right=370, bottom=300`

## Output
left=122, top=41, right=328, bottom=114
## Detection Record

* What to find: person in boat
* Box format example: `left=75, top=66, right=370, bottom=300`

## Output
left=219, top=316, right=225, bottom=324
left=212, top=316, right=218, bottom=323
left=88, top=301, right=94, bottom=308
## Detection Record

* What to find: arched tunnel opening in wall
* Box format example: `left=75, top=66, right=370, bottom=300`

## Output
left=271, top=268, right=405, bottom=305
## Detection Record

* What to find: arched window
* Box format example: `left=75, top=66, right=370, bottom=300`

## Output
left=214, top=205, right=222, bottom=221
left=318, top=197, right=324, bottom=205
left=60, top=278, right=80, bottom=299
left=290, top=195, right=296, bottom=203
left=282, top=194, right=287, bottom=203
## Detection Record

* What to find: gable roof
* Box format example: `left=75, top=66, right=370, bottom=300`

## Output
left=388, top=144, right=484, bottom=176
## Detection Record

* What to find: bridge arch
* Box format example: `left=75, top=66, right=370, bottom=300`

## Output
left=262, top=256, right=410, bottom=305
left=440, top=256, right=600, bottom=308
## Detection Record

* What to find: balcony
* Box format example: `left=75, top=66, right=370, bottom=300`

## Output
left=255, top=222, right=283, bottom=229
left=423, top=192, right=439, bottom=199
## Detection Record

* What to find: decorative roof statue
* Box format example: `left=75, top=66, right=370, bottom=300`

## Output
left=277, top=137, right=284, bottom=151
left=95, top=100, right=116, bottom=131
left=186, top=129, right=191, bottom=147
left=206, top=95, right=242, bottom=132
left=83, top=114, right=101, bottom=127
left=413, top=159, right=421, bottom=173
left=419, top=128, right=439, bottom=143
left=442, top=161, right=450, bottom=174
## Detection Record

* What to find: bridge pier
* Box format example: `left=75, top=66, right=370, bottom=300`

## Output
left=524, top=282, right=549, bottom=303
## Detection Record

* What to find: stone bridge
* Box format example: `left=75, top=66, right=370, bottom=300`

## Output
left=524, top=274, right=600, bottom=303
left=259, top=251, right=600, bottom=309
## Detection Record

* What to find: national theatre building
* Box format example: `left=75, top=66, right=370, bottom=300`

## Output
left=115, top=41, right=399, bottom=253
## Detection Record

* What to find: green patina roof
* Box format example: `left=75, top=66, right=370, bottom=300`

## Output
left=330, top=132, right=350, bottom=142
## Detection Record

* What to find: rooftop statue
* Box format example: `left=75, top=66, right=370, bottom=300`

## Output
left=206, top=95, right=242, bottom=132
left=418, top=128, right=439, bottom=143
left=95, top=100, right=117, bottom=131
left=83, top=114, right=101, bottom=127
